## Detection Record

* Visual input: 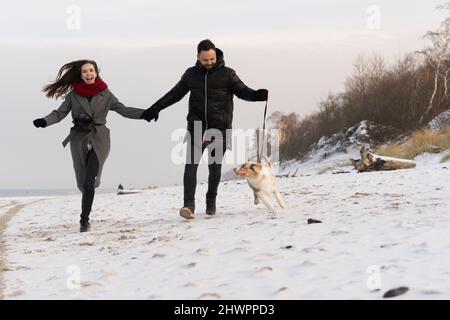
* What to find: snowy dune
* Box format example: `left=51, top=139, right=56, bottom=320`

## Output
left=1, top=153, right=449, bottom=299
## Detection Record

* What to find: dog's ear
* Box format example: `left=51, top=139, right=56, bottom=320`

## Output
left=249, top=163, right=259, bottom=172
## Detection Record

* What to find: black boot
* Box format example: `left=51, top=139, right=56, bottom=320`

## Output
left=80, top=218, right=91, bottom=232
left=206, top=197, right=216, bottom=216
left=179, top=200, right=195, bottom=219
left=80, top=188, right=95, bottom=232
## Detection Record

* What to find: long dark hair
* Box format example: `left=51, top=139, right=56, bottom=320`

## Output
left=42, top=59, right=102, bottom=99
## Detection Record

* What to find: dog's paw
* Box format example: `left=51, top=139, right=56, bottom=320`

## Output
left=254, top=198, right=260, bottom=205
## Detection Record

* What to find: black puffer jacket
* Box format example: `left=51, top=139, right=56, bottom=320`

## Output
left=153, top=48, right=263, bottom=130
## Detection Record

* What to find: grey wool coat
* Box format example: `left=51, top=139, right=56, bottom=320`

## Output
left=43, top=89, right=144, bottom=192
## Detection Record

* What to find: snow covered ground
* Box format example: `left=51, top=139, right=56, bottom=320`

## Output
left=1, top=152, right=449, bottom=300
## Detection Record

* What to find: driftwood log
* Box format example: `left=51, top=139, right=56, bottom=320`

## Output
left=351, top=146, right=416, bottom=172
left=116, top=184, right=144, bottom=195
left=117, top=190, right=142, bottom=195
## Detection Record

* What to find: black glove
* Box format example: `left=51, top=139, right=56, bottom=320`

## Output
left=33, top=118, right=47, bottom=128
left=254, top=89, right=268, bottom=101
left=141, top=106, right=159, bottom=122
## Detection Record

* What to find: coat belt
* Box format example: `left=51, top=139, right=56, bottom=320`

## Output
left=62, top=122, right=102, bottom=148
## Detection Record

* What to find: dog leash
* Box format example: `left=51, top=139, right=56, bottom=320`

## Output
left=256, top=99, right=268, bottom=163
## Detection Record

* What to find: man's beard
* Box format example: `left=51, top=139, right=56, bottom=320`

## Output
left=204, top=63, right=215, bottom=70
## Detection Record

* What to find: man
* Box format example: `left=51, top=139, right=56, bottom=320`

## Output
left=142, top=39, right=268, bottom=219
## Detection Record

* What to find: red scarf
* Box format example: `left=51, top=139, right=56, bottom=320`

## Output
left=73, top=79, right=108, bottom=97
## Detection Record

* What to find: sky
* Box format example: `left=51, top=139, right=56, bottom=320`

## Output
left=1, top=0, right=447, bottom=190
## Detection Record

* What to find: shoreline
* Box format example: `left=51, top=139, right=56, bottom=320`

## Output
left=0, top=188, right=116, bottom=199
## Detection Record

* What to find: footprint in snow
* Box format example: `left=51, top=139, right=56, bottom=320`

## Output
left=80, top=281, right=103, bottom=289
left=195, top=248, right=211, bottom=256
left=198, top=293, right=221, bottom=299
left=185, top=262, right=197, bottom=268
left=275, top=287, right=288, bottom=294
left=329, top=230, right=349, bottom=236
left=257, top=266, right=273, bottom=273
left=223, top=247, right=247, bottom=254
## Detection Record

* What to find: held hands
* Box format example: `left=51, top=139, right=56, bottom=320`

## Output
left=141, top=106, right=160, bottom=122
left=254, top=89, right=268, bottom=101
left=33, top=118, right=47, bottom=128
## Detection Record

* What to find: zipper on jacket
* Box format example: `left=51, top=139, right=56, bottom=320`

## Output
left=204, top=71, right=209, bottom=130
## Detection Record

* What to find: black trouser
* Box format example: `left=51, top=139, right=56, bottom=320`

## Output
left=80, top=149, right=99, bottom=221
left=183, top=138, right=227, bottom=205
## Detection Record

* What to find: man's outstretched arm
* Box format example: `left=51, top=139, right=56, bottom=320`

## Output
left=142, top=71, right=190, bottom=122
left=229, top=70, right=268, bottom=102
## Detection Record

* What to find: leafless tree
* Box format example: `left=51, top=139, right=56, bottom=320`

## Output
left=418, top=6, right=450, bottom=123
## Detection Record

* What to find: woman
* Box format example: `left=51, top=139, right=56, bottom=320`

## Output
left=33, top=60, right=145, bottom=232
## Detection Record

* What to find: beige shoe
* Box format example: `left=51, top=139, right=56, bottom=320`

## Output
left=179, top=207, right=195, bottom=219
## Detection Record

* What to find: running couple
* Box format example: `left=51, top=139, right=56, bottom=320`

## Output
left=33, top=39, right=268, bottom=232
